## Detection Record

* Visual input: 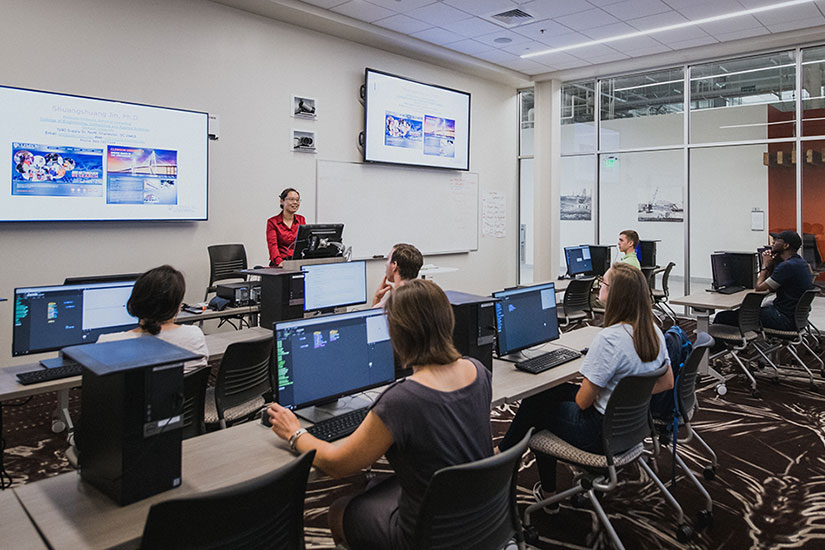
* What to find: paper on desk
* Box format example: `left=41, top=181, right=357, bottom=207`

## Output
left=482, top=191, right=506, bottom=238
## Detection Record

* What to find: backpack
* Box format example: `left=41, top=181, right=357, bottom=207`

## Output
left=650, top=325, right=692, bottom=420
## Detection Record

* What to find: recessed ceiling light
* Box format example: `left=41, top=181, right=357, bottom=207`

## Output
left=494, top=37, right=513, bottom=44
left=522, top=0, right=816, bottom=59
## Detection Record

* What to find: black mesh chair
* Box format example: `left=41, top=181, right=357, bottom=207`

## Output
left=558, top=277, right=595, bottom=331
left=413, top=429, right=532, bottom=550
left=204, top=335, right=275, bottom=430
left=649, top=262, right=677, bottom=324
left=652, top=332, right=717, bottom=531
left=181, top=366, right=211, bottom=440
left=708, top=292, right=778, bottom=398
left=762, top=288, right=822, bottom=390
left=205, top=244, right=248, bottom=300
left=523, top=363, right=694, bottom=549
left=141, top=450, right=315, bottom=550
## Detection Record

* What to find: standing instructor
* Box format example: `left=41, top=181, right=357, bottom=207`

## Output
left=267, top=188, right=305, bottom=266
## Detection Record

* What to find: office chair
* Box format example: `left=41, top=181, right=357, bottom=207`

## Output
left=204, top=335, right=275, bottom=430
left=558, top=277, right=595, bottom=332
left=181, top=366, right=211, bottom=440
left=652, top=332, right=717, bottom=531
left=523, top=364, right=692, bottom=549
left=141, top=450, right=315, bottom=550
left=204, top=244, right=250, bottom=330
left=762, top=289, right=823, bottom=389
left=413, top=429, right=532, bottom=550
left=649, top=262, right=677, bottom=325
left=708, top=292, right=778, bottom=398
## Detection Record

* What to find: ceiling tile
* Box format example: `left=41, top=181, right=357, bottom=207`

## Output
left=588, top=0, right=629, bottom=6
left=556, top=8, right=621, bottom=31
left=711, top=26, right=770, bottom=41
left=518, top=0, right=596, bottom=19
left=439, top=17, right=503, bottom=38
left=755, top=3, right=823, bottom=25
left=582, top=21, right=637, bottom=39
left=500, top=39, right=557, bottom=55
left=443, top=0, right=520, bottom=16
left=653, top=25, right=711, bottom=43
left=674, top=0, right=745, bottom=20
left=373, top=14, right=433, bottom=33
left=608, top=34, right=667, bottom=53
left=443, top=38, right=495, bottom=55
left=614, top=42, right=672, bottom=56
left=473, top=29, right=535, bottom=47
left=410, top=26, right=463, bottom=44
left=627, top=10, right=687, bottom=30
left=587, top=51, right=632, bottom=64
left=331, top=0, right=396, bottom=22
left=406, top=2, right=474, bottom=25
left=667, top=35, right=719, bottom=50
left=764, top=16, right=825, bottom=32
left=511, top=19, right=578, bottom=41
left=738, top=0, right=803, bottom=7
left=535, top=31, right=592, bottom=48
left=602, top=0, right=672, bottom=19
left=567, top=43, right=625, bottom=60
left=473, top=48, right=523, bottom=64
left=506, top=57, right=557, bottom=75
left=300, top=0, right=350, bottom=9
left=364, top=0, right=437, bottom=13
left=698, top=14, right=764, bottom=35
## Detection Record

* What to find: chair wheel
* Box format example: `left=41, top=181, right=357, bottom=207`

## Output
left=752, top=389, right=761, bottom=399
left=696, top=510, right=714, bottom=530
left=523, top=525, right=539, bottom=545
left=715, top=384, right=727, bottom=396
left=676, top=524, right=693, bottom=542
left=571, top=493, right=589, bottom=508
left=51, top=420, right=67, bottom=433
left=703, top=466, right=716, bottom=481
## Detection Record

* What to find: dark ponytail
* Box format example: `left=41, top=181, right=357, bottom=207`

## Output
left=127, top=265, right=186, bottom=335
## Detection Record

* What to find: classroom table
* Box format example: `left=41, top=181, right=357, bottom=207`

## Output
left=0, top=490, right=47, bottom=549
left=11, top=326, right=601, bottom=549
left=175, top=304, right=259, bottom=326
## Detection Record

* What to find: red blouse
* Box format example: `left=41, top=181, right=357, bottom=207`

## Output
left=266, top=213, right=306, bottom=266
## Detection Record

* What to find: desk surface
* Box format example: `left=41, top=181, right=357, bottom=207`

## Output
left=670, top=289, right=755, bottom=311
left=0, top=490, right=48, bottom=549
left=175, top=305, right=259, bottom=324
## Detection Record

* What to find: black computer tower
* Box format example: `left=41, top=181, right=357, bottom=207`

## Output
left=639, top=240, right=658, bottom=268
left=260, top=271, right=305, bottom=329
left=444, top=291, right=497, bottom=372
left=77, top=357, right=185, bottom=505
left=586, top=245, right=612, bottom=276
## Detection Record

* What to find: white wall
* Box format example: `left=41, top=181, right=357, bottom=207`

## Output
left=0, top=0, right=519, bottom=365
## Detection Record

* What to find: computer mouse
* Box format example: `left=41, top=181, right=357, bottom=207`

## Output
left=260, top=407, right=272, bottom=427
left=580, top=347, right=589, bottom=356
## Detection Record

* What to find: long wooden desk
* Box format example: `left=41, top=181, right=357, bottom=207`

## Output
left=175, top=304, right=259, bottom=325
left=12, top=326, right=601, bottom=549
left=0, top=490, right=47, bottom=549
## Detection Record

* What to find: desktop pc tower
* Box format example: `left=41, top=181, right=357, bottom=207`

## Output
left=638, top=240, right=658, bottom=268
left=259, top=271, right=305, bottom=329
left=444, top=291, right=497, bottom=372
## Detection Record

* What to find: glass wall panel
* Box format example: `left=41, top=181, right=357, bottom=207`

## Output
left=560, top=156, right=596, bottom=271
left=801, top=139, right=825, bottom=283
left=802, top=46, right=825, bottom=137
left=598, top=150, right=685, bottom=285
left=519, top=158, right=534, bottom=285
left=691, top=51, right=796, bottom=143
left=520, top=89, right=534, bottom=157
left=689, top=144, right=778, bottom=293
left=561, top=81, right=596, bottom=155
left=600, top=68, right=684, bottom=150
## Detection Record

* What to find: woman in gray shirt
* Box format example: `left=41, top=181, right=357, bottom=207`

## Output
left=267, top=279, right=493, bottom=549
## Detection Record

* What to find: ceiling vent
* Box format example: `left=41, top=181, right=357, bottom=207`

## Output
left=486, top=9, right=534, bottom=28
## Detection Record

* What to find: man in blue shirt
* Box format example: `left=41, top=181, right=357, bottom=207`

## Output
left=715, top=231, right=812, bottom=330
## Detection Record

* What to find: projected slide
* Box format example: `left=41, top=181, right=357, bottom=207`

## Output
left=0, top=85, right=208, bottom=221
left=365, top=69, right=470, bottom=170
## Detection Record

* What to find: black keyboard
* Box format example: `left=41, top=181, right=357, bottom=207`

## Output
left=717, top=285, right=746, bottom=295
left=515, top=348, right=582, bottom=374
left=307, top=407, right=369, bottom=442
left=16, top=363, right=83, bottom=385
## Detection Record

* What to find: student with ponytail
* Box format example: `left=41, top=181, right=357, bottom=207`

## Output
left=497, top=262, right=673, bottom=495
left=97, top=265, right=207, bottom=373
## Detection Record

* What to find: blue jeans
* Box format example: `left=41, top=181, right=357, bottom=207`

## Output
left=714, top=304, right=795, bottom=331
left=499, top=383, right=603, bottom=492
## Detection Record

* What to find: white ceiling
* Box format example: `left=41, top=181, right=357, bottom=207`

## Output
left=296, top=0, right=825, bottom=75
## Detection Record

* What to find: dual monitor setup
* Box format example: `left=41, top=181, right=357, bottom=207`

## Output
left=563, top=241, right=658, bottom=278
left=710, top=251, right=760, bottom=294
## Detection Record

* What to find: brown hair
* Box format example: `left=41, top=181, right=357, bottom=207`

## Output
left=602, top=262, right=659, bottom=362
left=620, top=229, right=639, bottom=247
left=128, top=265, right=186, bottom=335
left=384, top=279, right=460, bottom=368
left=391, top=243, right=424, bottom=281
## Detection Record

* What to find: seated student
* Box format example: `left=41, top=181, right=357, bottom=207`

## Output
left=618, top=229, right=641, bottom=269
left=266, top=279, right=493, bottom=550
left=372, top=243, right=423, bottom=307
left=497, top=262, right=672, bottom=495
left=714, top=230, right=813, bottom=331
left=97, top=265, right=208, bottom=373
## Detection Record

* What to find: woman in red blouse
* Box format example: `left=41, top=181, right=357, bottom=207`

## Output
left=267, top=187, right=306, bottom=266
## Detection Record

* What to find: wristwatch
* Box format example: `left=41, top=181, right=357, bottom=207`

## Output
left=288, top=428, right=308, bottom=451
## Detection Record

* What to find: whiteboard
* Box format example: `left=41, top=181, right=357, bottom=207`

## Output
left=316, top=160, right=478, bottom=259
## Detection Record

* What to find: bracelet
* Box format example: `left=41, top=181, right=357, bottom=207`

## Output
left=288, top=428, right=308, bottom=451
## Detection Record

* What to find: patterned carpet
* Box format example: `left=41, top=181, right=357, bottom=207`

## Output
left=3, top=322, right=825, bottom=549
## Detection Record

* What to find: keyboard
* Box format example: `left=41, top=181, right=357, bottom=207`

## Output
left=515, top=348, right=582, bottom=374
left=307, top=407, right=369, bottom=442
left=16, top=363, right=83, bottom=385
left=717, top=285, right=746, bottom=295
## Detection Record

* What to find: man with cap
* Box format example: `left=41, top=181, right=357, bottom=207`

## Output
left=714, top=230, right=813, bottom=330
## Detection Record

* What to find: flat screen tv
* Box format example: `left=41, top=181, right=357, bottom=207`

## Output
left=0, top=84, right=208, bottom=221
left=364, top=69, right=470, bottom=171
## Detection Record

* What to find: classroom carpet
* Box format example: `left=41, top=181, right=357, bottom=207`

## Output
left=3, top=322, right=825, bottom=549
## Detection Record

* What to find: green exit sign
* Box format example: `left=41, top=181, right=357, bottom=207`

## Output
left=604, top=156, right=617, bottom=167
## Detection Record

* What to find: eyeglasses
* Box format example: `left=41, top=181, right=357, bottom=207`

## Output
left=599, top=280, right=610, bottom=288
left=284, top=197, right=301, bottom=203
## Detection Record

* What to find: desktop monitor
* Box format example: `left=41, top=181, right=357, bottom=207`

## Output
left=13, top=280, right=139, bottom=365
left=586, top=245, right=612, bottom=277
left=291, top=223, right=344, bottom=260
left=711, top=252, right=757, bottom=290
left=564, top=245, right=593, bottom=277
left=492, top=282, right=559, bottom=358
left=301, top=260, right=367, bottom=312
left=63, top=273, right=141, bottom=285
left=274, top=308, right=394, bottom=421
left=710, top=254, right=736, bottom=290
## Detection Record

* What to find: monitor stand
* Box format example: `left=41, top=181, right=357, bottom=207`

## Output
left=497, top=350, right=535, bottom=364
left=40, top=352, right=79, bottom=369
left=294, top=394, right=373, bottom=424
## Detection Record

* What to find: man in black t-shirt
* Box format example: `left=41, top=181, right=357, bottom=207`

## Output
left=714, top=231, right=812, bottom=331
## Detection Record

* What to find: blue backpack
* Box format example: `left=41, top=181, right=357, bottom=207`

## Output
left=650, top=325, right=692, bottom=421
